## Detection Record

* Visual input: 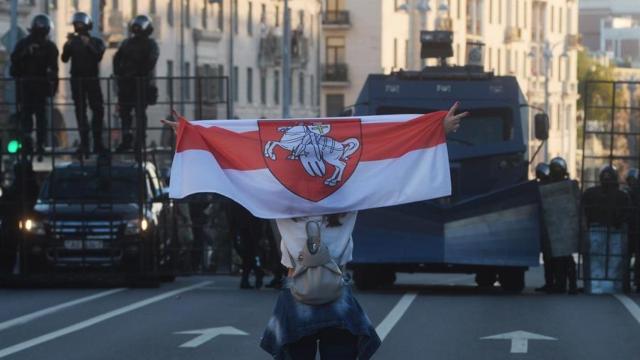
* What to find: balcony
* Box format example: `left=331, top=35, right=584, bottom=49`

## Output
left=322, top=63, right=349, bottom=86
left=322, top=11, right=351, bottom=29
left=505, top=26, right=524, bottom=43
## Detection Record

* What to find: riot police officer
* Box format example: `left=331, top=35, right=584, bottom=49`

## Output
left=10, top=14, right=58, bottom=161
left=626, top=168, right=640, bottom=292
left=583, top=165, right=631, bottom=228
left=113, top=15, right=159, bottom=153
left=547, top=157, right=578, bottom=294
left=535, top=162, right=555, bottom=292
left=61, top=12, right=106, bottom=155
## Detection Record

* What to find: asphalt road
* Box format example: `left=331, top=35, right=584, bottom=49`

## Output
left=1, top=268, right=640, bottom=360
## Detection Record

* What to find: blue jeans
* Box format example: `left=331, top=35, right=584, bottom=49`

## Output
left=286, top=328, right=358, bottom=360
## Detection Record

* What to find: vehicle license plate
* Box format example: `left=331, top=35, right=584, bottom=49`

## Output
left=64, top=240, right=82, bottom=250
left=64, top=240, right=104, bottom=250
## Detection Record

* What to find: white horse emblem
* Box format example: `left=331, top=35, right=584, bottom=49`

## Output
left=263, top=124, right=360, bottom=186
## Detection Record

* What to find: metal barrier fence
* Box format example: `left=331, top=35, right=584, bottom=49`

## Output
left=0, top=76, right=282, bottom=284
left=579, top=80, right=640, bottom=292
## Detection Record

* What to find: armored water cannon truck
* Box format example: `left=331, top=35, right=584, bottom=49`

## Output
left=349, top=31, right=549, bottom=292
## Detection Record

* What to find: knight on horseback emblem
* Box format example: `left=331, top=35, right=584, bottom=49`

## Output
left=264, top=123, right=360, bottom=187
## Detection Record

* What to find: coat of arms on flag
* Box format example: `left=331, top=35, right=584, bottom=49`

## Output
left=259, top=119, right=362, bottom=202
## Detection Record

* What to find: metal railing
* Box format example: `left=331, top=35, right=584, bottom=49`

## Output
left=322, top=63, right=349, bottom=82
left=322, top=10, right=351, bottom=25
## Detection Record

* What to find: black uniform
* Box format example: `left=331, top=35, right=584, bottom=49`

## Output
left=626, top=184, right=640, bottom=290
left=113, top=35, right=159, bottom=151
left=61, top=32, right=106, bottom=152
left=226, top=200, right=264, bottom=289
left=10, top=34, right=58, bottom=153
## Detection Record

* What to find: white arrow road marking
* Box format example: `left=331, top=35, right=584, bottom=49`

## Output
left=175, top=326, right=249, bottom=348
left=0, top=288, right=125, bottom=332
left=376, top=293, right=417, bottom=341
left=481, top=331, right=557, bottom=353
left=614, top=294, right=640, bottom=324
left=0, top=281, right=211, bottom=359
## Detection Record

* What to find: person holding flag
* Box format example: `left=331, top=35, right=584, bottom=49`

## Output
left=162, top=103, right=466, bottom=359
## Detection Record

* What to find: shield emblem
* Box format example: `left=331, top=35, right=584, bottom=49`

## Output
left=259, top=118, right=362, bottom=202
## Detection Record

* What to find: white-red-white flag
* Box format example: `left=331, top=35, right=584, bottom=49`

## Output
left=169, top=112, right=451, bottom=218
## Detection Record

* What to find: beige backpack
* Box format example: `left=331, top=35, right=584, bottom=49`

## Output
left=288, top=220, right=350, bottom=305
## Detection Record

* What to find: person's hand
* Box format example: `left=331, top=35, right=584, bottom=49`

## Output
left=161, top=119, right=179, bottom=135
left=443, top=102, right=469, bottom=134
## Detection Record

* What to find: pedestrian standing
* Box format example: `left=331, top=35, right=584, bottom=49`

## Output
left=534, top=162, right=555, bottom=293
left=61, top=12, right=106, bottom=156
left=161, top=102, right=466, bottom=359
left=625, top=168, right=640, bottom=293
left=547, top=157, right=578, bottom=294
left=10, top=14, right=58, bottom=161
left=113, top=15, right=159, bottom=153
left=226, top=200, right=265, bottom=289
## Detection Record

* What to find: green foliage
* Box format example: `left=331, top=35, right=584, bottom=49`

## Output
left=578, top=51, right=617, bottom=122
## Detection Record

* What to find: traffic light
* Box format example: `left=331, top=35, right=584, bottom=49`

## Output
left=7, top=139, right=21, bottom=154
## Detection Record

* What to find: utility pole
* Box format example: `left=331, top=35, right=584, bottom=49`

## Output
left=282, top=0, right=291, bottom=118
left=7, top=0, right=18, bottom=111
left=180, top=0, right=186, bottom=114
left=91, top=0, right=101, bottom=38
left=229, top=0, right=235, bottom=118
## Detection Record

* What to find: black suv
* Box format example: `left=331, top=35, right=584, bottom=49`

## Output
left=19, top=160, right=176, bottom=282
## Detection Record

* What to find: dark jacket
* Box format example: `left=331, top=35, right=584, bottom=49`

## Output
left=10, top=34, right=59, bottom=96
left=61, top=33, right=105, bottom=77
left=113, top=36, right=159, bottom=79
left=583, top=185, right=631, bottom=229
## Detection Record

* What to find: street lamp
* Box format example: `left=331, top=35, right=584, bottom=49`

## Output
left=398, top=0, right=431, bottom=70
left=528, top=39, right=568, bottom=161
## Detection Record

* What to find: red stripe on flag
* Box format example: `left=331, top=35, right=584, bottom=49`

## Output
left=175, top=112, right=446, bottom=170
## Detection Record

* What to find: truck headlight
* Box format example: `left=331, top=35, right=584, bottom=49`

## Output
left=20, top=218, right=46, bottom=235
left=124, top=219, right=149, bottom=235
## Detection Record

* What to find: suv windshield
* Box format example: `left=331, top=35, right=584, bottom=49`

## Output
left=376, top=107, right=513, bottom=146
left=40, top=167, right=142, bottom=202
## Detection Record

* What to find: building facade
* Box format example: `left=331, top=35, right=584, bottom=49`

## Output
left=1, top=0, right=323, bottom=148
left=320, top=0, right=579, bottom=176
left=579, top=0, right=640, bottom=54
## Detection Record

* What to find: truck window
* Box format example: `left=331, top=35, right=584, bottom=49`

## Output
left=41, top=168, right=140, bottom=202
left=375, top=106, right=513, bottom=146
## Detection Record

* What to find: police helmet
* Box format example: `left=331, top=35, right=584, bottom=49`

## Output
left=72, top=12, right=93, bottom=33
left=599, top=165, right=619, bottom=186
left=129, top=15, right=153, bottom=37
left=535, top=163, right=550, bottom=182
left=626, top=168, right=640, bottom=188
left=549, top=157, right=568, bottom=181
left=30, top=14, right=53, bottom=38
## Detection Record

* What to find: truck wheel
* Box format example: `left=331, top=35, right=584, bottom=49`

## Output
left=475, top=270, right=497, bottom=288
left=498, top=268, right=525, bottom=293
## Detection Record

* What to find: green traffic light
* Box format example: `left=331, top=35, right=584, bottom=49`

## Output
left=7, top=139, right=21, bottom=154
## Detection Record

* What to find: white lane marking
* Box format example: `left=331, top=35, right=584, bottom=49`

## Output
left=0, top=289, right=125, bottom=332
left=480, top=330, right=557, bottom=354
left=376, top=293, right=417, bottom=342
left=175, top=326, right=249, bottom=348
left=0, top=281, right=212, bottom=359
left=614, top=294, right=640, bottom=324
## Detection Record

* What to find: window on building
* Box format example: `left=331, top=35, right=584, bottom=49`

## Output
left=310, top=75, right=315, bottom=106
left=565, top=105, right=572, bottom=131
left=274, top=70, right=280, bottom=105
left=247, top=67, right=253, bottom=103
left=498, top=0, right=502, bottom=24
left=72, top=0, right=79, bottom=11
left=550, top=6, right=555, bottom=33
left=131, top=0, right=137, bottom=15
left=218, top=2, right=224, bottom=31
left=466, top=0, right=482, bottom=35
left=457, top=0, right=461, bottom=19
left=166, top=60, right=174, bottom=99
left=497, top=48, right=501, bottom=73
left=233, top=0, right=238, bottom=33
left=524, top=1, right=528, bottom=28
left=260, top=71, right=267, bottom=105
left=233, top=66, right=239, bottom=103
left=150, top=0, right=156, bottom=14
left=248, top=2, right=253, bottom=35
left=185, top=62, right=191, bottom=99
left=299, top=10, right=304, bottom=29
left=326, top=94, right=344, bottom=117
left=202, top=1, right=208, bottom=29
left=276, top=5, right=280, bottom=27
left=299, top=72, right=305, bottom=105
left=168, top=0, right=174, bottom=26
left=515, top=0, right=519, bottom=27
left=487, top=47, right=492, bottom=71
left=185, top=0, right=191, bottom=28
left=393, top=38, right=398, bottom=69
left=325, top=37, right=346, bottom=64
left=111, top=0, right=117, bottom=10
left=559, top=7, right=563, bottom=33
left=261, top=4, right=266, bottom=23
left=489, top=0, right=493, bottom=24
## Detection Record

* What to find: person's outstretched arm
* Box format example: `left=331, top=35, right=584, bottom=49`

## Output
left=161, top=103, right=469, bottom=135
